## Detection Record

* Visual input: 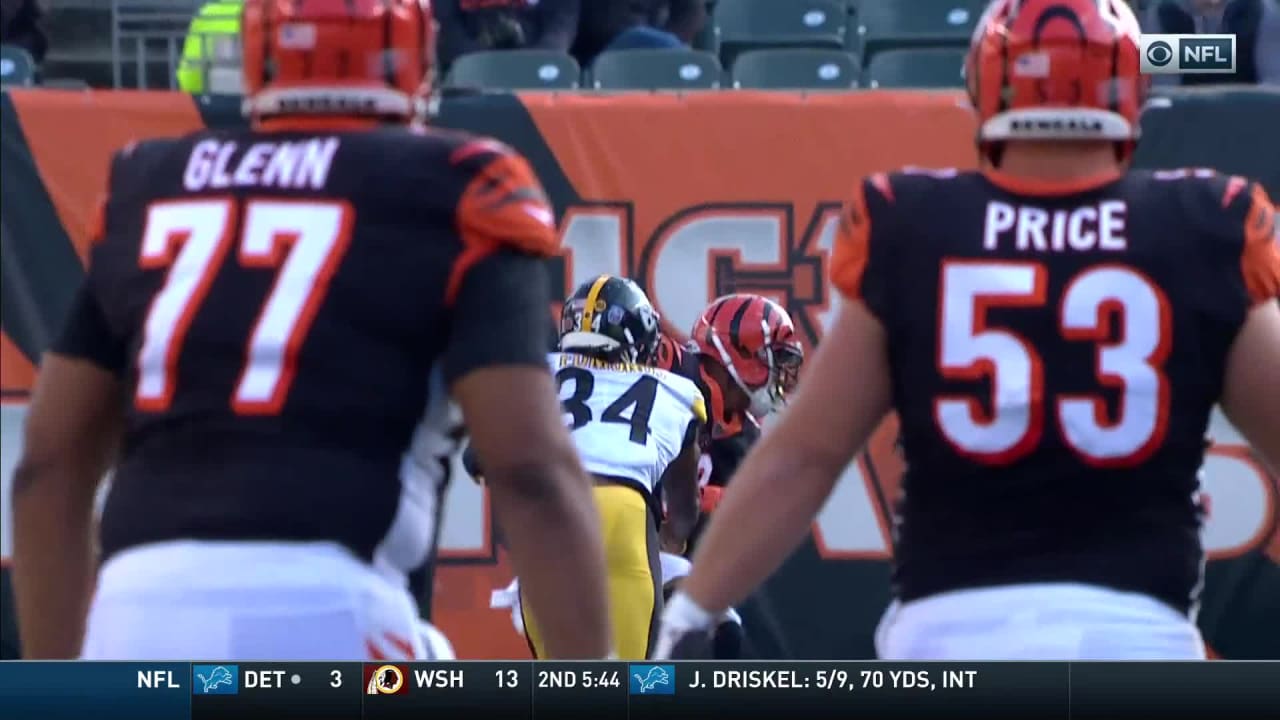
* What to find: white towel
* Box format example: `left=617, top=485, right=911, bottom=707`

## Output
left=489, top=579, right=525, bottom=635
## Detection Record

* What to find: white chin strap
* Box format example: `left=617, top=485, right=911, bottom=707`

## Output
left=244, top=86, right=424, bottom=119
left=980, top=108, right=1137, bottom=142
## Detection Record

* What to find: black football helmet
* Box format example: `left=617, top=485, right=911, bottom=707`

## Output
left=560, top=275, right=660, bottom=364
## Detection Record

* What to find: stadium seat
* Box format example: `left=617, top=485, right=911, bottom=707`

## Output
left=716, top=0, right=847, bottom=66
left=444, top=50, right=581, bottom=91
left=591, top=49, right=722, bottom=90
left=731, top=49, right=858, bottom=89
left=693, top=14, right=721, bottom=55
left=0, top=44, right=37, bottom=86
left=856, top=0, right=985, bottom=59
left=863, top=47, right=967, bottom=89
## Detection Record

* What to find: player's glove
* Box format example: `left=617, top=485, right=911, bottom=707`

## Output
left=652, top=592, right=718, bottom=660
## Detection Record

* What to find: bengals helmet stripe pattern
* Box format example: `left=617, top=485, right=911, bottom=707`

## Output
left=966, top=0, right=1145, bottom=149
left=690, top=294, right=803, bottom=421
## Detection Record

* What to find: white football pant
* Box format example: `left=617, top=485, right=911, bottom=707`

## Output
left=81, top=540, right=451, bottom=660
left=875, top=582, right=1206, bottom=660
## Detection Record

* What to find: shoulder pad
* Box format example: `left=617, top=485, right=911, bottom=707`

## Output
left=1238, top=182, right=1280, bottom=304
left=662, top=371, right=708, bottom=425
left=830, top=172, right=896, bottom=298
left=652, top=334, right=686, bottom=373
left=1148, top=169, right=1256, bottom=237
left=451, top=137, right=559, bottom=258
left=1146, top=170, right=1280, bottom=306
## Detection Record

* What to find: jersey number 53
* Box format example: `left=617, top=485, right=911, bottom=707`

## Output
left=935, top=260, right=1171, bottom=468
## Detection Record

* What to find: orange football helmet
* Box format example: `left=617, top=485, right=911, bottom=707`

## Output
left=241, top=0, right=435, bottom=121
left=965, top=0, right=1147, bottom=159
left=690, top=295, right=804, bottom=419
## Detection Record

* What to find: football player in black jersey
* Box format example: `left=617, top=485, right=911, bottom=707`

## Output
left=653, top=294, right=804, bottom=659
left=13, top=0, right=611, bottom=661
left=657, top=0, right=1280, bottom=660
left=653, top=293, right=804, bottom=551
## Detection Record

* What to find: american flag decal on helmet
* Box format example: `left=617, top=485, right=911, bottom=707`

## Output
left=277, top=23, right=317, bottom=50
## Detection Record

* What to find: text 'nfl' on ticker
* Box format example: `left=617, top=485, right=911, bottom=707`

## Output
left=1, top=660, right=1277, bottom=720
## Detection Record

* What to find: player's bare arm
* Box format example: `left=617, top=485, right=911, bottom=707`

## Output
left=659, top=421, right=703, bottom=553
left=454, top=365, right=610, bottom=659
left=13, top=353, right=124, bottom=658
left=1220, top=186, right=1280, bottom=471
left=448, top=151, right=612, bottom=658
left=656, top=176, right=893, bottom=652
left=677, top=298, right=892, bottom=618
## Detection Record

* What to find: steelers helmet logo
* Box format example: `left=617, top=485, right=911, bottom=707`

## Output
left=367, top=665, right=404, bottom=695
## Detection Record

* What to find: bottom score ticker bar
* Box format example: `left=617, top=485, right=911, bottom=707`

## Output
left=1, top=660, right=1278, bottom=720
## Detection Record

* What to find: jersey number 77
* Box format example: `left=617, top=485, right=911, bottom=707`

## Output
left=935, top=260, right=1171, bottom=468
left=133, top=197, right=353, bottom=415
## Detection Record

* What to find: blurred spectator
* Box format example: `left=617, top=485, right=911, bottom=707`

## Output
left=436, top=0, right=580, bottom=70
left=1146, top=0, right=1273, bottom=85
left=1148, top=0, right=1229, bottom=31
left=1257, top=0, right=1280, bottom=84
left=176, top=0, right=243, bottom=94
left=0, top=0, right=47, bottom=63
left=572, top=0, right=708, bottom=68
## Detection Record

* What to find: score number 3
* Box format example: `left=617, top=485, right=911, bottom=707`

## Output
left=135, top=198, right=352, bottom=414
left=936, top=261, right=1171, bottom=467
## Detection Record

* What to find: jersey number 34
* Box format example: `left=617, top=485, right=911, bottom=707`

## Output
left=936, top=261, right=1171, bottom=468
left=134, top=198, right=352, bottom=414
left=556, top=367, right=657, bottom=446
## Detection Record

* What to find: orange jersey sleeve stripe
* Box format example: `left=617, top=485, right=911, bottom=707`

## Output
left=446, top=152, right=559, bottom=305
left=1241, top=182, right=1280, bottom=305
left=830, top=178, right=873, bottom=301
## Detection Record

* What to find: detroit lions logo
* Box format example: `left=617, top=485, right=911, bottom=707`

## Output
left=632, top=665, right=671, bottom=693
left=197, top=666, right=234, bottom=693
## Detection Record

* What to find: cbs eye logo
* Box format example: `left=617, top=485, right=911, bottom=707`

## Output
left=1145, top=40, right=1174, bottom=68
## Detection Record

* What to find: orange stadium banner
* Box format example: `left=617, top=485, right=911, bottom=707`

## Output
left=0, top=88, right=1276, bottom=660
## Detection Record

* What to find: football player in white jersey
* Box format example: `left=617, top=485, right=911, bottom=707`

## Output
left=526, top=275, right=707, bottom=660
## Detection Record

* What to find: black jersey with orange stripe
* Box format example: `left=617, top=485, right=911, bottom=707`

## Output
left=831, top=167, right=1280, bottom=614
left=654, top=333, right=751, bottom=444
left=651, top=333, right=761, bottom=548
left=52, top=125, right=560, bottom=568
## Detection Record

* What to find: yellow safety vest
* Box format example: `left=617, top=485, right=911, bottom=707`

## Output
left=176, top=0, right=243, bottom=93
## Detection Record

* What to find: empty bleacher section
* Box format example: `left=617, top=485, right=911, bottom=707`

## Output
left=16, top=0, right=990, bottom=92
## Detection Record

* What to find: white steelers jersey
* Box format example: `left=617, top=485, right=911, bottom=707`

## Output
left=549, top=352, right=707, bottom=494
